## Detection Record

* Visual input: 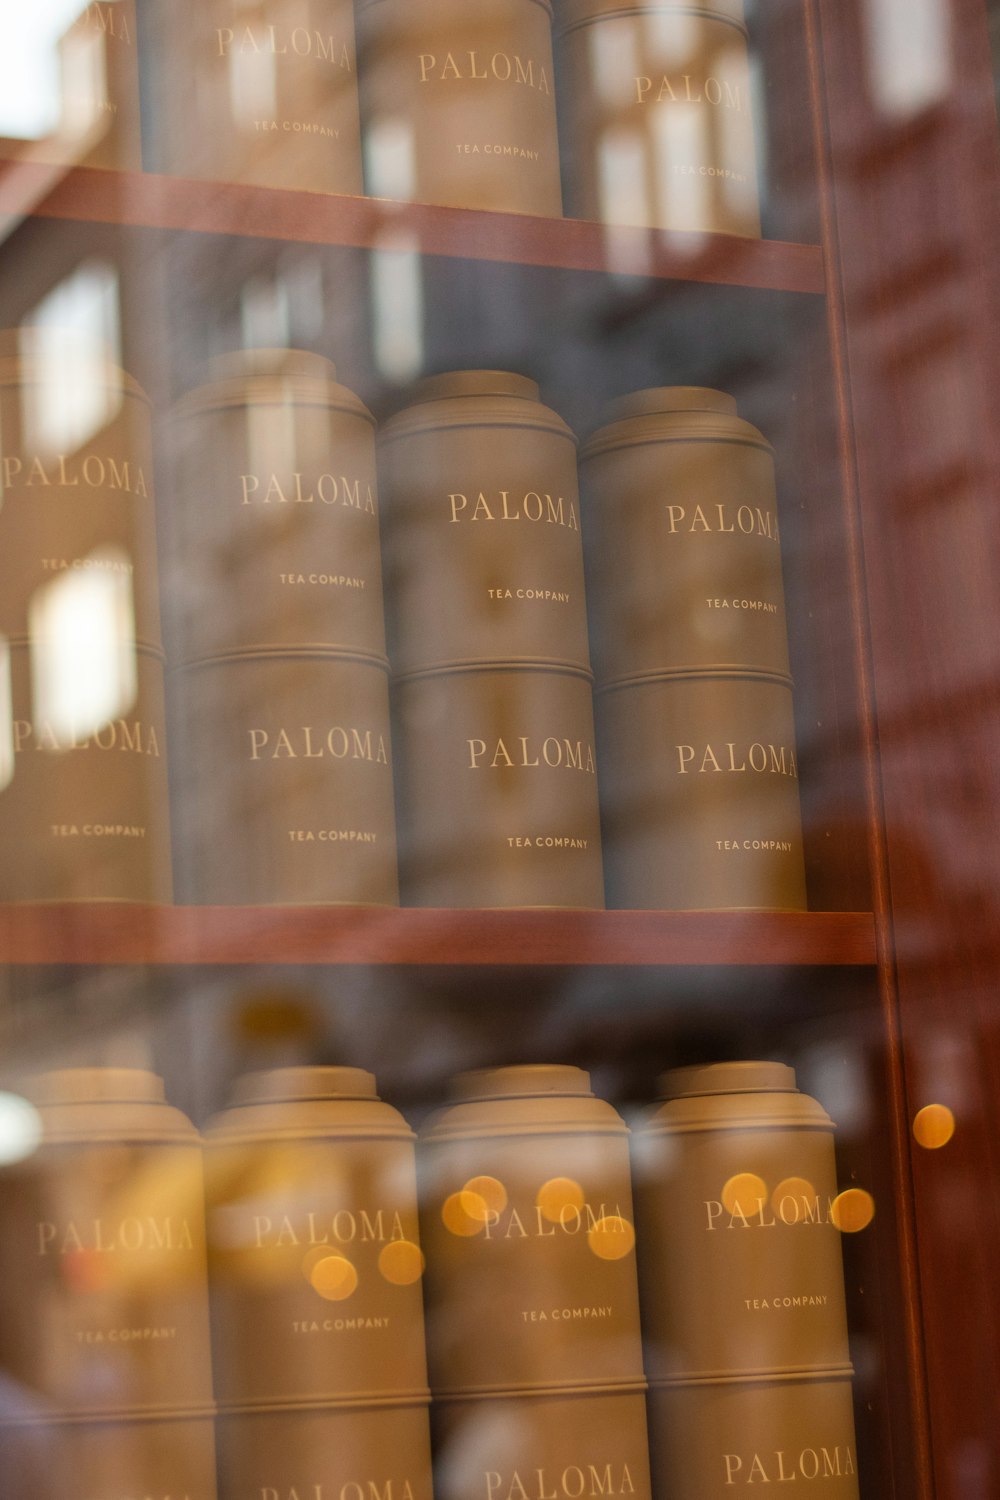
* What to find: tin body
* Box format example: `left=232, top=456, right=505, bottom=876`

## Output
left=172, top=647, right=398, bottom=905
left=635, top=1064, right=859, bottom=1500
left=581, top=389, right=789, bottom=680
left=395, top=663, right=603, bottom=908
left=0, top=1070, right=215, bottom=1416
left=380, top=372, right=590, bottom=674
left=0, top=640, right=173, bottom=902
left=173, top=350, right=387, bottom=660
left=0, top=333, right=162, bottom=652
left=597, top=668, right=806, bottom=910
left=358, top=0, right=563, bottom=215
left=0, top=1411, right=218, bottom=1500
left=206, top=1069, right=433, bottom=1499
left=420, top=1067, right=651, bottom=1500
left=163, top=0, right=363, bottom=192
left=557, top=0, right=761, bottom=235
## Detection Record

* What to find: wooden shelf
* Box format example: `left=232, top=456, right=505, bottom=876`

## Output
left=0, top=905, right=875, bottom=967
left=0, top=160, right=826, bottom=294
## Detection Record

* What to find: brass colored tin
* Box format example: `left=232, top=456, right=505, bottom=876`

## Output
left=597, top=668, right=806, bottom=910
left=648, top=1372, right=859, bottom=1499
left=634, top=1062, right=852, bottom=1381
left=205, top=1067, right=430, bottom=1407
left=216, top=1401, right=434, bottom=1500
left=557, top=0, right=761, bottom=236
left=357, top=0, right=563, bottom=215
left=0, top=331, right=162, bottom=652
left=172, top=646, right=399, bottom=905
left=581, top=389, right=789, bottom=679
left=0, top=1070, right=215, bottom=1418
left=433, top=1388, right=652, bottom=1500
left=394, top=663, right=604, bottom=908
left=0, top=1411, right=219, bottom=1500
left=380, top=371, right=590, bottom=674
left=419, top=1066, right=643, bottom=1393
left=163, top=0, right=363, bottom=192
left=0, top=640, right=173, bottom=903
left=173, top=350, right=387, bottom=660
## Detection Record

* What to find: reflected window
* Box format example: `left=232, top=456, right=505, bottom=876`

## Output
left=21, top=259, right=123, bottom=458
left=371, top=232, right=424, bottom=382
left=864, top=0, right=952, bottom=119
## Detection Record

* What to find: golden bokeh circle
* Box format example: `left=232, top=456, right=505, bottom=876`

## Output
left=378, top=1240, right=426, bottom=1286
left=771, top=1177, right=817, bottom=1214
left=722, top=1172, right=768, bottom=1219
left=442, top=1191, right=488, bottom=1237
left=587, top=1215, right=636, bottom=1261
left=537, top=1177, right=585, bottom=1224
left=309, top=1253, right=359, bottom=1301
left=463, top=1176, right=508, bottom=1217
left=831, top=1189, right=876, bottom=1234
left=913, top=1104, right=956, bottom=1151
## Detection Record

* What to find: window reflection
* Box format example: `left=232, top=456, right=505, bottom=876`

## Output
left=371, top=232, right=424, bottom=382
left=864, top=0, right=953, bottom=119
left=20, top=259, right=123, bottom=459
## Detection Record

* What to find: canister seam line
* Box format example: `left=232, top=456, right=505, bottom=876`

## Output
left=558, top=8, right=748, bottom=41
left=649, top=1364, right=855, bottom=1389
left=432, top=1378, right=647, bottom=1400
left=216, top=1391, right=432, bottom=1415
left=598, top=666, right=794, bottom=690
left=396, top=659, right=594, bottom=684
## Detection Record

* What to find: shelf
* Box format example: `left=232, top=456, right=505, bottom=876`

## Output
left=0, top=160, right=826, bottom=294
left=0, top=905, right=875, bottom=968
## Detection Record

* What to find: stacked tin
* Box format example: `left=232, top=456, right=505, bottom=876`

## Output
left=556, top=0, right=762, bottom=235
left=0, top=1070, right=218, bottom=1499
left=171, top=348, right=398, bottom=904
left=581, top=386, right=806, bottom=910
left=160, top=0, right=364, bottom=192
left=205, top=1067, right=434, bottom=1500
left=634, top=1062, right=860, bottom=1497
left=0, top=330, right=172, bottom=902
left=357, top=0, right=563, bottom=214
left=419, top=1066, right=653, bottom=1500
left=379, top=370, right=603, bottom=907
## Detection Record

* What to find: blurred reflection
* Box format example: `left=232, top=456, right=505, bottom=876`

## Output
left=378, top=1239, right=425, bottom=1285
left=587, top=1213, right=636, bottom=1261
left=464, top=1175, right=508, bottom=1217
left=0, top=637, right=13, bottom=793
left=20, top=260, right=123, bottom=457
left=364, top=116, right=417, bottom=201
left=536, top=1176, right=585, bottom=1224
left=29, top=547, right=138, bottom=744
left=227, top=22, right=279, bottom=129
left=864, top=0, right=952, bottom=119
left=830, top=1188, right=876, bottom=1234
left=721, top=1171, right=768, bottom=1219
left=913, top=1103, right=956, bottom=1150
left=442, top=1189, right=489, bottom=1237
left=0, top=1092, right=41, bottom=1165
left=372, top=231, right=425, bottom=382
left=308, top=1251, right=359, bottom=1301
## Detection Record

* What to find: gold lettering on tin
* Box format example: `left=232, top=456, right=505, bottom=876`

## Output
left=448, top=490, right=578, bottom=530
left=240, top=473, right=376, bottom=512
left=722, top=1448, right=855, bottom=1485
left=634, top=74, right=744, bottom=111
left=418, top=51, right=550, bottom=94
left=248, top=727, right=389, bottom=765
left=216, top=25, right=352, bottom=69
left=14, top=720, right=161, bottom=756
left=484, top=1465, right=636, bottom=1500
left=674, top=743, right=798, bottom=778
left=84, top=3, right=131, bottom=43
left=467, top=736, right=596, bottom=774
left=664, top=503, right=778, bottom=540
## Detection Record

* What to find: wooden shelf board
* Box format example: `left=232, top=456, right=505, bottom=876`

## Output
left=0, top=161, right=826, bottom=294
left=0, top=905, right=875, bottom=967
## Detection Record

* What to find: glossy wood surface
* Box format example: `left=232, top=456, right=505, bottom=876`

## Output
left=0, top=161, right=826, bottom=294
left=0, top=906, right=874, bottom=968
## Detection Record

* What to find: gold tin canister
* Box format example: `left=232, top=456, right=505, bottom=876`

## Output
left=634, top=1063, right=852, bottom=1381
left=0, top=639, right=173, bottom=903
left=394, top=662, right=604, bottom=908
left=0, top=331, right=162, bottom=653
left=0, top=1070, right=215, bottom=1419
left=419, top=1066, right=644, bottom=1393
left=0, top=1411, right=218, bottom=1500
left=163, top=0, right=363, bottom=192
left=173, top=350, right=387, bottom=660
left=649, top=1372, right=860, bottom=1499
left=597, top=667, right=805, bottom=910
left=206, top=1067, right=433, bottom=1500
left=205, top=1067, right=430, bottom=1407
left=556, top=0, right=761, bottom=236
left=581, top=388, right=789, bottom=680
left=172, top=646, right=399, bottom=905
left=215, top=1402, right=434, bottom=1500
left=380, top=371, right=591, bottom=674
left=357, top=0, right=563, bottom=215
left=421, top=1067, right=651, bottom=1500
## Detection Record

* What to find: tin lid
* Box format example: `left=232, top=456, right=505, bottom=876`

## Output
left=452, top=1064, right=592, bottom=1101
left=231, top=1067, right=378, bottom=1105
left=379, top=370, right=575, bottom=446
left=660, top=1061, right=798, bottom=1098
left=0, top=326, right=149, bottom=404
left=557, top=0, right=746, bottom=36
left=581, top=386, right=771, bottom=461
left=174, top=347, right=374, bottom=426
left=422, top=1065, right=628, bottom=1142
left=207, top=1067, right=414, bottom=1143
left=25, top=1069, right=200, bottom=1144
